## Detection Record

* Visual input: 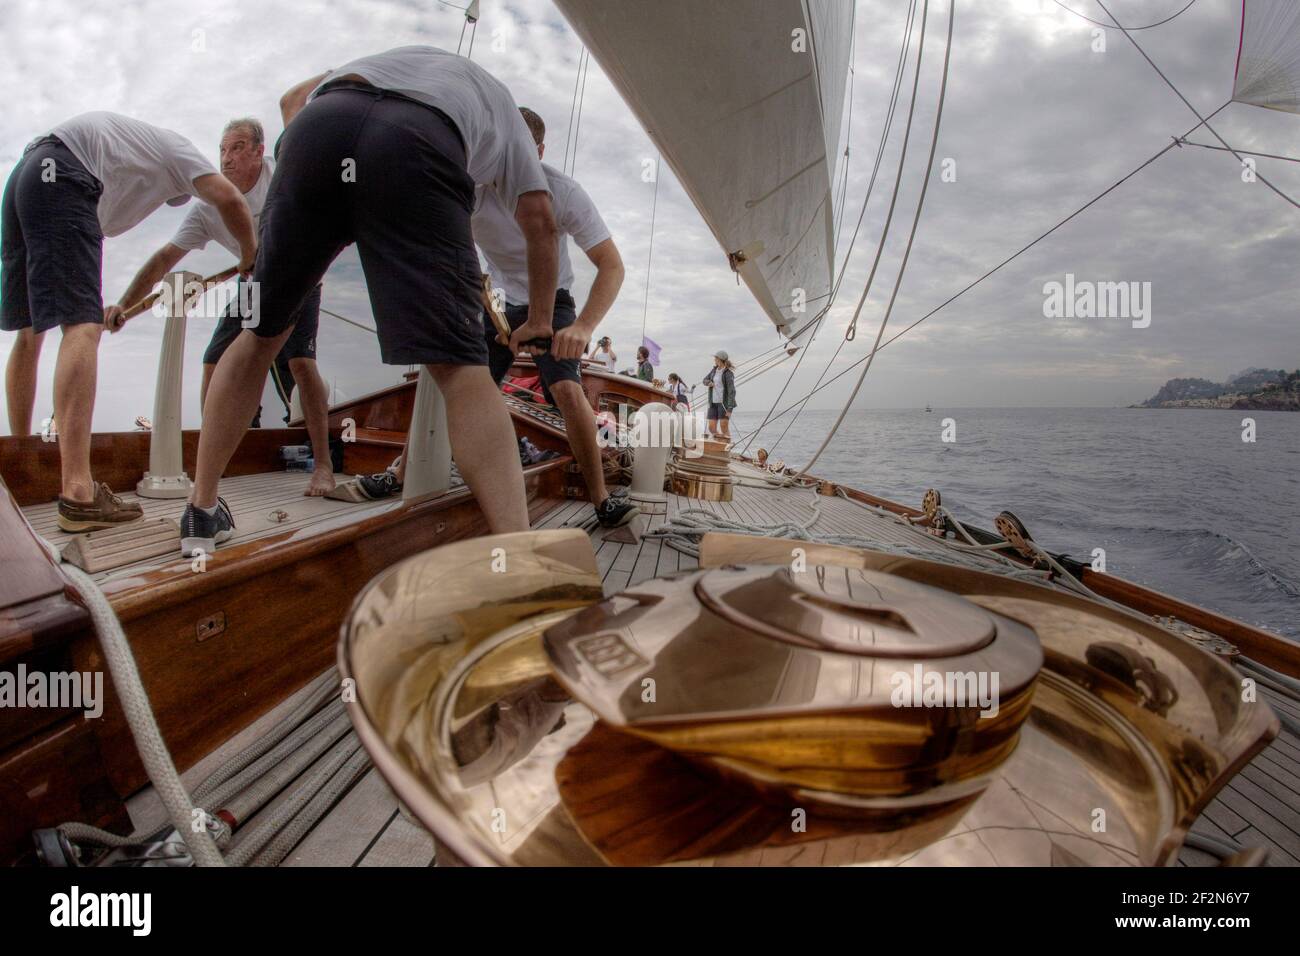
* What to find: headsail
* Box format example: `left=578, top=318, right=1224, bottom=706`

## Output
left=553, top=0, right=853, bottom=338
left=1233, top=0, right=1300, bottom=114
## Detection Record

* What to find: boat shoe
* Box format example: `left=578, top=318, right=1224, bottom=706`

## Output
left=57, top=482, right=145, bottom=533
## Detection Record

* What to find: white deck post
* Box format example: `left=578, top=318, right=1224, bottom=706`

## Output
left=402, top=366, right=452, bottom=500
left=629, top=401, right=673, bottom=515
left=137, top=271, right=201, bottom=499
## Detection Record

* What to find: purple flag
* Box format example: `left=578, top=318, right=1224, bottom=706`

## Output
left=641, top=335, right=662, bottom=367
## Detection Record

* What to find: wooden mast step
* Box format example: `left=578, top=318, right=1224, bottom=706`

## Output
left=59, top=517, right=180, bottom=573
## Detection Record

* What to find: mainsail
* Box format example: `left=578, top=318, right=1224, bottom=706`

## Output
left=1232, top=0, right=1300, bottom=114
left=553, top=0, right=853, bottom=339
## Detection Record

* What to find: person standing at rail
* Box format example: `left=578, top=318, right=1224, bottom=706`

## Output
left=179, top=46, right=560, bottom=554
left=114, top=116, right=335, bottom=496
left=2, top=111, right=255, bottom=531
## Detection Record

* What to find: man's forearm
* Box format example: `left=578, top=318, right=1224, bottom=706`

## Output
left=524, top=238, right=558, bottom=328
left=577, top=263, right=623, bottom=333
left=218, top=199, right=258, bottom=265
left=281, top=71, right=331, bottom=125
left=117, top=250, right=181, bottom=309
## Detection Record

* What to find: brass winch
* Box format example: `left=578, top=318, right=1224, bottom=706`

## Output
left=339, top=530, right=1276, bottom=867
left=544, top=564, right=1043, bottom=802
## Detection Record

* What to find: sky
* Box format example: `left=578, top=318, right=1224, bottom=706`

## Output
left=1, top=0, right=1297, bottom=433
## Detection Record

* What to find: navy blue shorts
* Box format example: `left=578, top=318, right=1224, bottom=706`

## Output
left=1, top=137, right=104, bottom=334
left=486, top=289, right=582, bottom=406
left=707, top=402, right=730, bottom=420
left=204, top=281, right=321, bottom=366
left=249, top=83, right=484, bottom=367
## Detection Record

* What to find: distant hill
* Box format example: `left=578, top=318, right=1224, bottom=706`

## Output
left=1137, top=369, right=1298, bottom=411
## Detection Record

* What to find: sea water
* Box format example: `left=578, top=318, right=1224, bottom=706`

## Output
left=729, top=407, right=1300, bottom=641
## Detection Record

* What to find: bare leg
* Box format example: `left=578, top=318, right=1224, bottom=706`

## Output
left=192, top=328, right=291, bottom=508
left=5, top=327, right=44, bottom=436
left=394, top=439, right=408, bottom=484
left=199, top=363, right=216, bottom=414
left=551, top=380, right=607, bottom=504
left=718, top=415, right=731, bottom=440
left=426, top=363, right=528, bottom=533
left=53, top=323, right=102, bottom=501
left=289, top=356, right=335, bottom=496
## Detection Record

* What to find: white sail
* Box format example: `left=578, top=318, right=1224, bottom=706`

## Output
left=554, top=0, right=853, bottom=338
left=1232, top=0, right=1300, bottom=114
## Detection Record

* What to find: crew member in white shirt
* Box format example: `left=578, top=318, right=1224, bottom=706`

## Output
left=114, top=116, right=335, bottom=497
left=1, top=111, right=255, bottom=532
left=356, top=108, right=636, bottom=529
left=181, top=46, right=559, bottom=554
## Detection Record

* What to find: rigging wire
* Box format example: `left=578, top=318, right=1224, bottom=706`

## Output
left=570, top=51, right=591, bottom=176
left=740, top=0, right=918, bottom=454
left=1094, top=0, right=1299, bottom=209
left=734, top=349, right=795, bottom=389
left=641, top=153, right=660, bottom=341
left=831, top=17, right=859, bottom=239
left=1176, top=138, right=1300, bottom=165
left=319, top=307, right=377, bottom=335
left=1051, top=0, right=1198, bottom=32
left=730, top=101, right=1231, bottom=447
left=562, top=48, right=586, bottom=176
left=765, top=0, right=922, bottom=455
left=465, top=18, right=479, bottom=59
left=792, top=0, right=955, bottom=483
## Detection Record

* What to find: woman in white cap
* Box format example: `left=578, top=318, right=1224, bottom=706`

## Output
left=702, top=350, right=736, bottom=440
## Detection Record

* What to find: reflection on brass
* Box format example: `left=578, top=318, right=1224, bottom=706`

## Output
left=554, top=722, right=979, bottom=866
left=672, top=437, right=734, bottom=500
left=670, top=472, right=733, bottom=501
left=340, top=529, right=1277, bottom=867
left=544, top=565, right=1040, bottom=801
left=1085, top=642, right=1179, bottom=716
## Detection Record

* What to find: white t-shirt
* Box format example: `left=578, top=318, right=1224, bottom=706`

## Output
left=592, top=348, right=617, bottom=371
left=473, top=162, right=610, bottom=306
left=50, top=112, right=218, bottom=238
left=171, top=158, right=273, bottom=258
left=311, top=46, right=548, bottom=213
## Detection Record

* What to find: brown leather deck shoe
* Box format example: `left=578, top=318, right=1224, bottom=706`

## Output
left=57, top=482, right=145, bottom=533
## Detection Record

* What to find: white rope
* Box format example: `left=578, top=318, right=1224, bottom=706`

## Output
left=59, top=563, right=226, bottom=866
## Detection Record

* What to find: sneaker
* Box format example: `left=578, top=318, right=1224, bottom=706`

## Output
left=595, top=496, right=640, bottom=529
left=357, top=471, right=402, bottom=500
left=57, top=482, right=144, bottom=533
left=180, top=497, right=235, bottom=555
left=518, top=437, right=560, bottom=466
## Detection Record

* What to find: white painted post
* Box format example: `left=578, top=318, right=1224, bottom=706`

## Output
left=402, top=366, right=452, bottom=500
left=137, top=271, right=200, bottom=499
left=629, top=401, right=673, bottom=515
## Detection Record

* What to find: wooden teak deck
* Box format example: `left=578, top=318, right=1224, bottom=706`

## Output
left=107, top=470, right=1300, bottom=868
